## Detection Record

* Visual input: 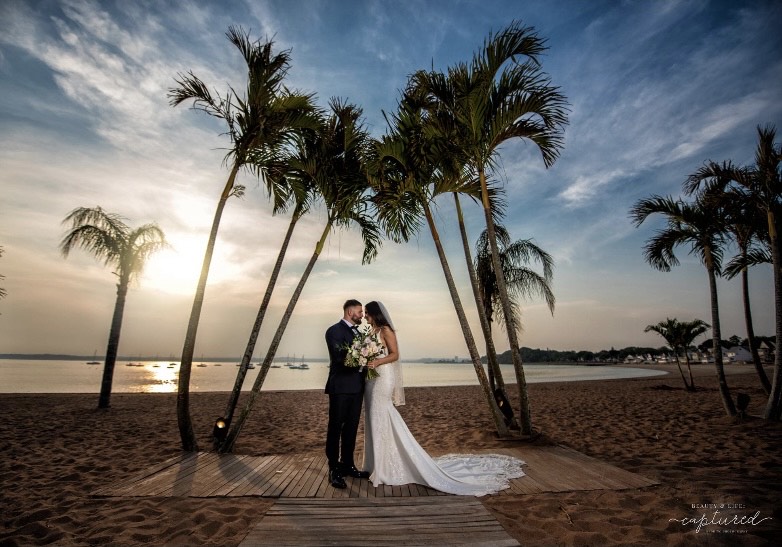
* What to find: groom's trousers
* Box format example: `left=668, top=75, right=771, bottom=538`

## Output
left=326, top=392, right=363, bottom=470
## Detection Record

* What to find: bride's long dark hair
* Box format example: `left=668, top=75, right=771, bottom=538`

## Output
left=365, top=301, right=394, bottom=332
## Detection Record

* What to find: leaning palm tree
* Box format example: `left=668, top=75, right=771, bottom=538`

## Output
left=684, top=125, right=782, bottom=419
left=411, top=21, right=569, bottom=435
left=644, top=318, right=709, bottom=391
left=168, top=26, right=318, bottom=450
left=372, top=96, right=511, bottom=436
left=220, top=174, right=317, bottom=435
left=60, top=207, right=167, bottom=409
left=220, top=99, right=381, bottom=452
left=630, top=195, right=736, bottom=416
left=475, top=225, right=555, bottom=389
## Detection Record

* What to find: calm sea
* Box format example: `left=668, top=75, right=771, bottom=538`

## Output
left=0, top=359, right=667, bottom=394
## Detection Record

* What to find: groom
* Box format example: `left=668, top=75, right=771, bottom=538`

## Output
left=324, top=299, right=371, bottom=489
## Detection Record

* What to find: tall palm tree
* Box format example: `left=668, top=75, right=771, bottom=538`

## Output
left=373, top=100, right=511, bottom=436
left=0, top=246, right=6, bottom=302
left=220, top=99, right=380, bottom=452
left=718, top=192, right=771, bottom=393
left=630, top=195, right=736, bottom=416
left=644, top=318, right=709, bottom=391
left=405, top=83, right=516, bottom=426
left=60, top=207, right=167, bottom=409
left=411, top=21, right=569, bottom=435
left=168, top=26, right=317, bottom=450
left=684, top=125, right=782, bottom=419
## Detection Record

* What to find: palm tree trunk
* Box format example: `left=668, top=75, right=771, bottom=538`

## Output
left=220, top=220, right=332, bottom=453
left=453, top=194, right=513, bottom=418
left=684, top=351, right=696, bottom=390
left=422, top=201, right=509, bottom=436
left=764, top=210, right=782, bottom=420
left=220, top=212, right=301, bottom=435
left=98, top=277, right=129, bottom=409
left=672, top=350, right=690, bottom=391
left=740, top=254, right=770, bottom=394
left=478, top=169, right=532, bottom=436
left=705, top=251, right=736, bottom=416
left=177, top=163, right=241, bottom=452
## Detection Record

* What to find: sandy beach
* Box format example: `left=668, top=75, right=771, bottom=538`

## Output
left=0, top=364, right=779, bottom=545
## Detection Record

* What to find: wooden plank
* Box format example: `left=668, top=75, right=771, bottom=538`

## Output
left=95, top=444, right=659, bottom=501
left=94, top=453, right=193, bottom=496
left=135, top=452, right=220, bottom=497
left=189, top=454, right=253, bottom=497
left=239, top=497, right=519, bottom=546
left=212, top=454, right=278, bottom=496
left=257, top=453, right=302, bottom=497
left=232, top=455, right=285, bottom=496
left=281, top=454, right=319, bottom=498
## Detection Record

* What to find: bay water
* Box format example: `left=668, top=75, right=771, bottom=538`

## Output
left=0, top=359, right=667, bottom=394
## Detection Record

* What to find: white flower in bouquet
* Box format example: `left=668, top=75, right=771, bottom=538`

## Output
left=343, top=325, right=384, bottom=379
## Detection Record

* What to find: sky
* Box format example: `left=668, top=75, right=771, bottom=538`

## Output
left=0, top=0, right=780, bottom=361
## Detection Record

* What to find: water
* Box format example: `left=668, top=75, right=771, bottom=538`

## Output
left=0, top=359, right=667, bottom=394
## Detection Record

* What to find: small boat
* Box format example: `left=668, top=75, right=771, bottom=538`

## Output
left=247, top=363, right=256, bottom=369
left=197, top=363, right=207, bottom=367
left=86, top=361, right=100, bottom=365
left=271, top=364, right=282, bottom=369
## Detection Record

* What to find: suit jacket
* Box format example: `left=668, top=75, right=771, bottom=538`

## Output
left=324, top=320, right=365, bottom=394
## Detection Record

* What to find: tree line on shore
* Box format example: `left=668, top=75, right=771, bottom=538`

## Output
left=493, top=335, right=776, bottom=365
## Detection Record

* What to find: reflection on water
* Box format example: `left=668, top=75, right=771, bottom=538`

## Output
left=146, top=362, right=180, bottom=393
left=0, top=360, right=668, bottom=394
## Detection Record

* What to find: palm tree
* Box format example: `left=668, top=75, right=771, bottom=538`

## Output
left=220, top=176, right=316, bottom=436
left=220, top=99, right=380, bottom=452
left=475, top=225, right=555, bottom=386
left=684, top=125, right=781, bottom=419
left=168, top=26, right=317, bottom=450
left=60, top=207, right=167, bottom=409
left=0, top=246, right=6, bottom=303
left=718, top=192, right=771, bottom=393
left=373, top=99, right=511, bottom=437
left=411, top=21, right=569, bottom=435
left=453, top=191, right=515, bottom=425
left=475, top=226, right=555, bottom=335
left=630, top=195, right=736, bottom=416
left=644, top=318, right=709, bottom=391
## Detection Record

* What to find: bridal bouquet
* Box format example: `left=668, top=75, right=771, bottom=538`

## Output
left=344, top=325, right=384, bottom=380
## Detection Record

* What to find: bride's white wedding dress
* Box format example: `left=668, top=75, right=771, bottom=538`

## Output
left=362, top=359, right=525, bottom=496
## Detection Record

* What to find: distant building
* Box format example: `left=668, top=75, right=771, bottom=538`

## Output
left=726, top=346, right=753, bottom=363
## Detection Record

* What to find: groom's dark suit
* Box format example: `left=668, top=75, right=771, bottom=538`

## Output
left=325, top=319, right=365, bottom=472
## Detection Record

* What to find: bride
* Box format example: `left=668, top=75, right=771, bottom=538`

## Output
left=361, top=301, right=525, bottom=496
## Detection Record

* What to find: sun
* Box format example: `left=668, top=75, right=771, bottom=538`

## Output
left=142, top=233, right=242, bottom=295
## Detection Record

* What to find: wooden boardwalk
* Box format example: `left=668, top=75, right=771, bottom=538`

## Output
left=93, top=445, right=658, bottom=499
left=94, top=446, right=657, bottom=547
left=239, top=497, right=520, bottom=546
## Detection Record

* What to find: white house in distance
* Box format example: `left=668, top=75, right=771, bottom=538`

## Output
left=726, top=346, right=753, bottom=363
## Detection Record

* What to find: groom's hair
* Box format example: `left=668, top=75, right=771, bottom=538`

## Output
left=343, top=299, right=362, bottom=310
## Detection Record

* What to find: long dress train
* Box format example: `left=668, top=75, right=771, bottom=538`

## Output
left=362, top=361, right=525, bottom=496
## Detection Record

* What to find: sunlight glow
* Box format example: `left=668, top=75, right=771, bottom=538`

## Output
left=142, top=233, right=242, bottom=295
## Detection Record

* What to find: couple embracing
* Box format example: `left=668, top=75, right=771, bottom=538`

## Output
left=325, top=299, right=525, bottom=496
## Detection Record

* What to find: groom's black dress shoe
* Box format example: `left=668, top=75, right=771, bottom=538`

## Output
left=329, top=469, right=347, bottom=489
left=342, top=465, right=371, bottom=479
